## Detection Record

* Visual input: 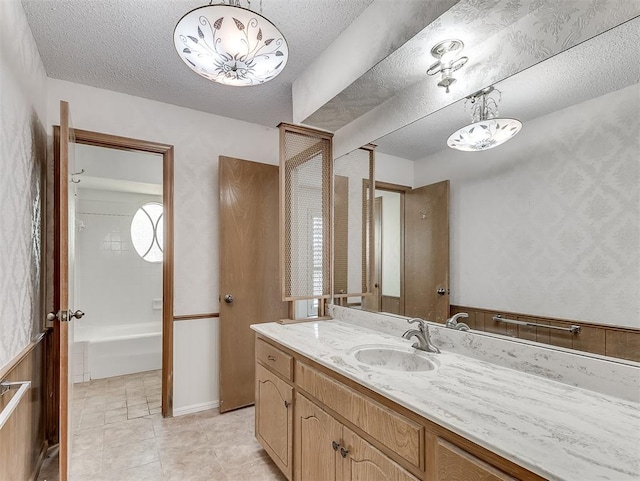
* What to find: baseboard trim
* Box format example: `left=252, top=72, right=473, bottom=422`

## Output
left=29, top=440, right=49, bottom=481
left=173, top=400, right=219, bottom=417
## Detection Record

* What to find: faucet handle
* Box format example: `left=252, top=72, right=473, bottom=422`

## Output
left=407, top=318, right=427, bottom=330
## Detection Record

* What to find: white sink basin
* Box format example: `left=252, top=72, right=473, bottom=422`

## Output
left=350, top=345, right=439, bottom=372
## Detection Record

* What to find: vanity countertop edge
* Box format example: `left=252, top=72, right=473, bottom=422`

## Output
left=251, top=320, right=640, bottom=481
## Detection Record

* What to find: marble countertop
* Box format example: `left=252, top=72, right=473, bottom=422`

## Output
left=252, top=320, right=640, bottom=481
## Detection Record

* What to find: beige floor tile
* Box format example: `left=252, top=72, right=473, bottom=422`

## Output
left=160, top=445, right=226, bottom=481
left=102, top=437, right=159, bottom=472
left=224, top=450, right=287, bottom=481
left=69, top=450, right=103, bottom=479
left=100, top=460, right=163, bottom=481
left=103, top=417, right=155, bottom=447
left=78, top=412, right=105, bottom=430
left=72, top=427, right=104, bottom=459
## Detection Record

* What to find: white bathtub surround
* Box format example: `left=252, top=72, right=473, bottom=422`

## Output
left=252, top=320, right=640, bottom=481
left=329, top=305, right=640, bottom=403
left=74, top=322, right=162, bottom=380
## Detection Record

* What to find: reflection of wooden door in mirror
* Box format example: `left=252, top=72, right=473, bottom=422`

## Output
left=219, top=156, right=288, bottom=412
left=404, top=180, right=449, bottom=322
left=363, top=197, right=382, bottom=312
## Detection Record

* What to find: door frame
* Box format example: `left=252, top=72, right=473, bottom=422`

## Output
left=55, top=128, right=175, bottom=417
left=374, top=181, right=410, bottom=315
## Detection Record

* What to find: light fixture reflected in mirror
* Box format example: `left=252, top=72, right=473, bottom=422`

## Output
left=447, top=86, right=522, bottom=152
left=174, top=1, right=288, bottom=86
left=426, top=39, right=468, bottom=93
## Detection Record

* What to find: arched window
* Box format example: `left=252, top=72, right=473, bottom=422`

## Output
left=130, top=202, right=163, bottom=263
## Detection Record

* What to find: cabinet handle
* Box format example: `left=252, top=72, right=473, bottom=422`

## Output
left=331, top=441, right=340, bottom=451
left=340, top=446, right=349, bottom=458
left=284, top=400, right=291, bottom=408
left=267, top=355, right=276, bottom=361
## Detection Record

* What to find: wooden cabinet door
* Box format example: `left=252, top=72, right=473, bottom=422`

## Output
left=294, top=393, right=342, bottom=481
left=341, top=427, right=420, bottom=481
left=255, top=364, right=293, bottom=480
left=435, top=438, right=516, bottom=481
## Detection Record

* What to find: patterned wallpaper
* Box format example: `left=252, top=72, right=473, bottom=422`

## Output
left=448, top=85, right=640, bottom=328
left=0, top=0, right=48, bottom=371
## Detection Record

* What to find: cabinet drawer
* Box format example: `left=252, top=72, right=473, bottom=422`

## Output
left=296, top=362, right=424, bottom=470
left=257, top=338, right=293, bottom=381
left=436, top=438, right=516, bottom=481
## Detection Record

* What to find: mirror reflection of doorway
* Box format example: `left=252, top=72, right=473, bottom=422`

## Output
left=370, top=189, right=403, bottom=315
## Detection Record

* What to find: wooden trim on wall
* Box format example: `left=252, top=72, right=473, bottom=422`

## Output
left=0, top=331, right=49, bottom=481
left=374, top=181, right=412, bottom=192
left=173, top=312, right=220, bottom=321
left=71, top=129, right=175, bottom=417
left=451, top=305, right=640, bottom=362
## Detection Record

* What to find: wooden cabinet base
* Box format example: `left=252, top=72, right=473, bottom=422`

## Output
left=255, top=335, right=544, bottom=481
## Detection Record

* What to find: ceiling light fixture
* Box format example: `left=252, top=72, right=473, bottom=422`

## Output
left=426, top=39, right=468, bottom=93
left=447, top=86, right=522, bottom=152
left=174, top=1, right=288, bottom=86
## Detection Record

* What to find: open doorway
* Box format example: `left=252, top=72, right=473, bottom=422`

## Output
left=70, top=130, right=174, bottom=418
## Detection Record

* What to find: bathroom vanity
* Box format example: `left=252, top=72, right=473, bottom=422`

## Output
left=251, top=315, right=639, bottom=481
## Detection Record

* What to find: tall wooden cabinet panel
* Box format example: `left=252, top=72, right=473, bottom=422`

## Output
left=342, top=427, right=420, bottom=481
left=295, top=393, right=342, bottom=481
left=435, top=438, right=516, bottom=481
left=255, top=364, right=293, bottom=480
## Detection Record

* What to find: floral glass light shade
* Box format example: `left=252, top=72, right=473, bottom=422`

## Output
left=447, top=87, right=522, bottom=152
left=447, top=87, right=522, bottom=151
left=174, top=3, right=288, bottom=86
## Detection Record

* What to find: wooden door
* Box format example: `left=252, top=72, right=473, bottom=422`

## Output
left=219, top=157, right=288, bottom=412
left=404, top=180, right=449, bottom=322
left=255, top=364, right=293, bottom=479
left=53, top=100, right=76, bottom=481
left=294, top=393, right=341, bottom=481
left=341, top=427, right=420, bottom=481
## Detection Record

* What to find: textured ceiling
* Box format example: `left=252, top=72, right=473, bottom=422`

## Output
left=374, top=18, right=640, bottom=161
left=21, top=0, right=374, bottom=127
left=305, top=0, right=640, bottom=132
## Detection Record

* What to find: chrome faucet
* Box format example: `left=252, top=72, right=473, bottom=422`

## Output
left=402, top=318, right=440, bottom=354
left=445, top=312, right=470, bottom=331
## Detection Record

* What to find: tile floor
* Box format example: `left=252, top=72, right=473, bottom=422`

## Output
left=37, top=370, right=286, bottom=481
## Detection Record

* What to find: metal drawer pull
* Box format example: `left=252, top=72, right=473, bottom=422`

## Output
left=331, top=441, right=340, bottom=451
left=340, top=446, right=349, bottom=458
left=267, top=355, right=276, bottom=361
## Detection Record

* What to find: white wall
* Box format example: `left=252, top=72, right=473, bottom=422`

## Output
left=0, top=0, right=48, bottom=370
left=47, top=78, right=279, bottom=411
left=414, top=84, right=640, bottom=328
left=75, top=189, right=163, bottom=333
left=375, top=151, right=414, bottom=187
left=376, top=190, right=401, bottom=297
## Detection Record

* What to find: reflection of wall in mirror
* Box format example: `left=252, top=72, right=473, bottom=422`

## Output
left=376, top=190, right=401, bottom=297
left=414, top=84, right=639, bottom=328
left=334, top=149, right=371, bottom=295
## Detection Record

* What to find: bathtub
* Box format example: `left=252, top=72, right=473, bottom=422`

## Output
left=74, top=322, right=162, bottom=380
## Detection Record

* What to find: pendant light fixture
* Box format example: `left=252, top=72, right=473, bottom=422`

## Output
left=174, top=1, right=288, bottom=86
left=447, top=87, right=522, bottom=152
left=426, top=39, right=468, bottom=94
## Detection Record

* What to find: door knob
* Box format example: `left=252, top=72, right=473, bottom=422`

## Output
left=224, top=294, right=234, bottom=304
left=46, top=309, right=84, bottom=322
left=436, top=288, right=448, bottom=295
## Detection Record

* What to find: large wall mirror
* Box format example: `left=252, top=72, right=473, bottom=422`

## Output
left=335, top=18, right=640, bottom=361
left=333, top=146, right=375, bottom=302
